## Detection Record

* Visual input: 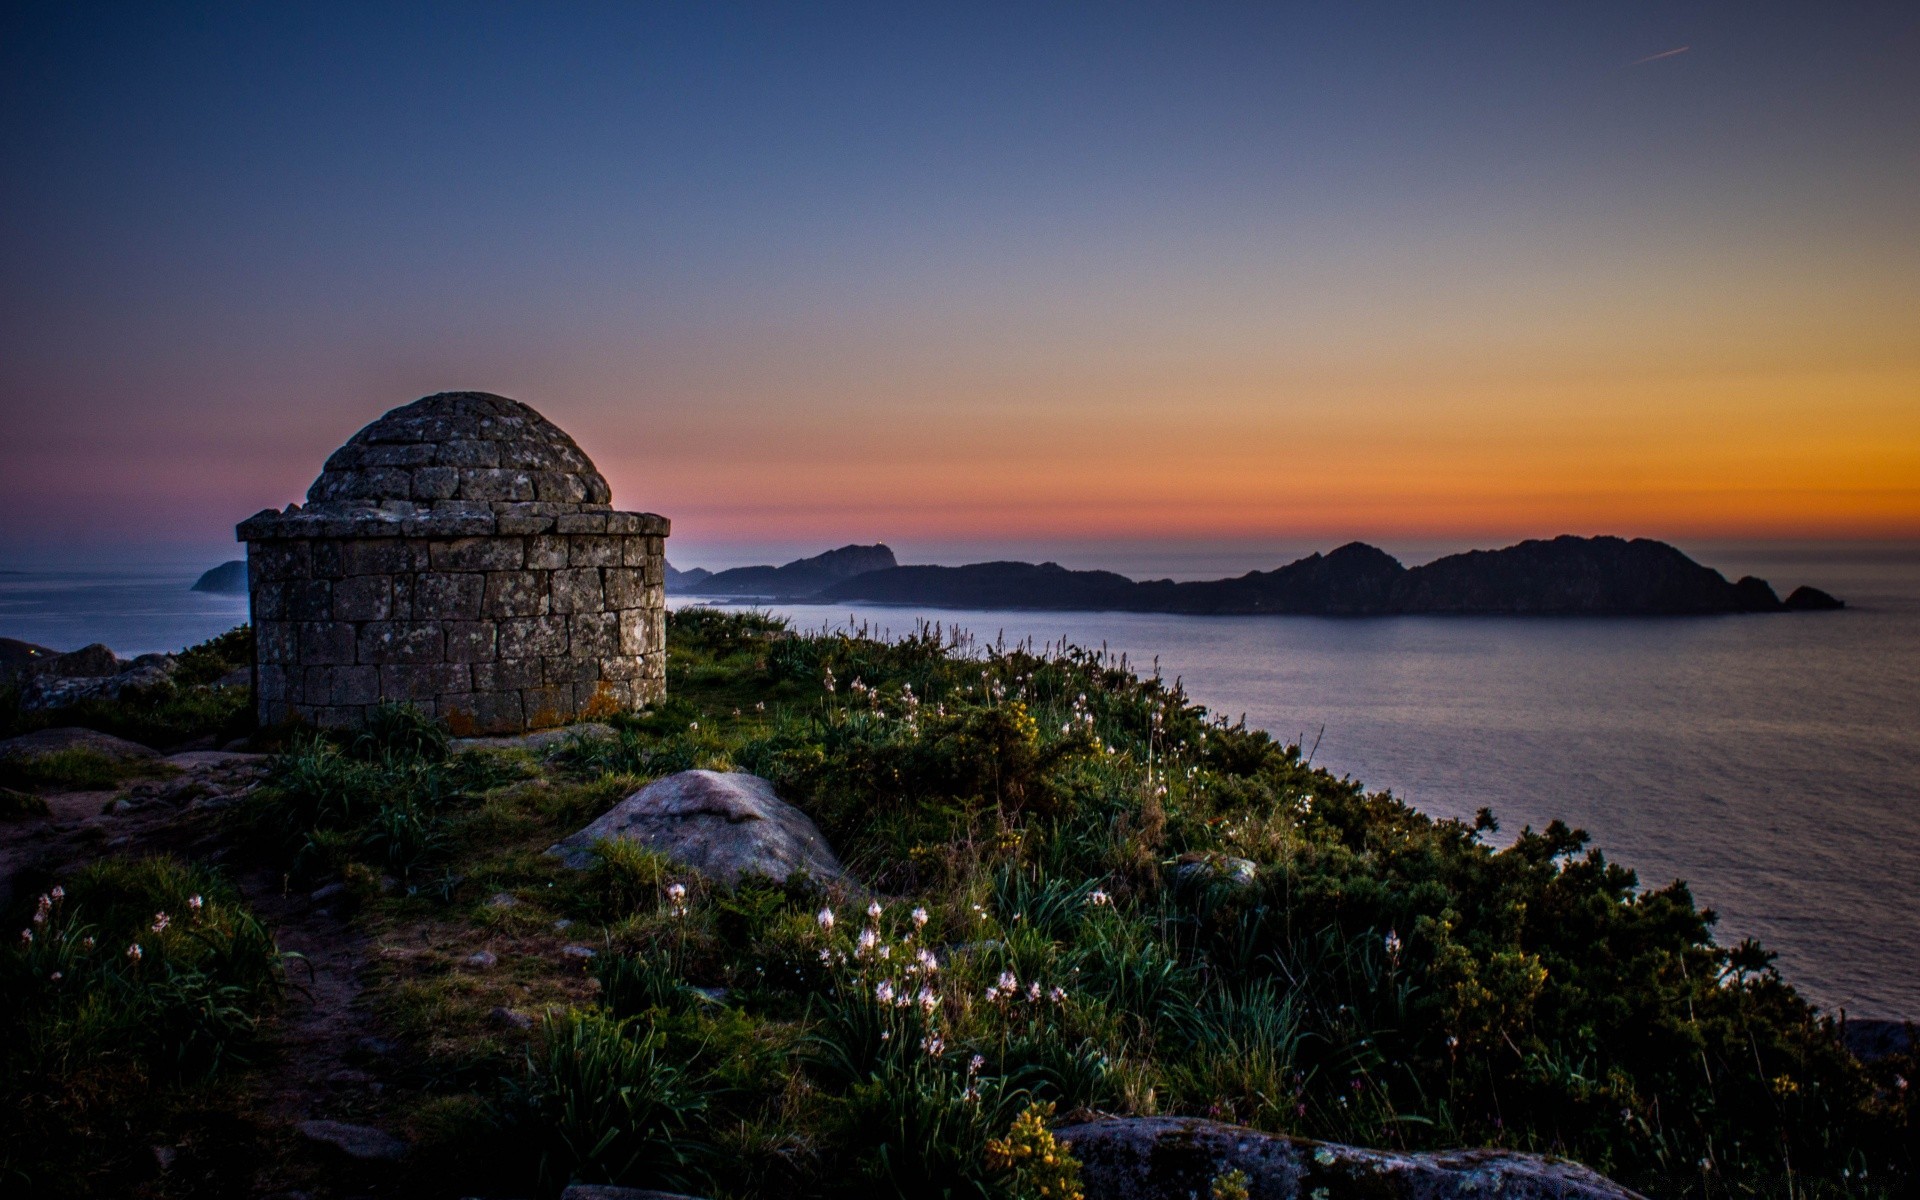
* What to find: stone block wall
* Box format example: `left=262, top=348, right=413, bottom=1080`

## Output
left=243, top=511, right=667, bottom=733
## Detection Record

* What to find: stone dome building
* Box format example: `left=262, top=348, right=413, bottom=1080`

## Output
left=237, top=392, right=668, bottom=733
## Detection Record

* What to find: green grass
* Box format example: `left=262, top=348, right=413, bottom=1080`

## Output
left=0, top=745, right=177, bottom=792
left=0, top=856, right=286, bottom=1197
left=112, top=608, right=1920, bottom=1198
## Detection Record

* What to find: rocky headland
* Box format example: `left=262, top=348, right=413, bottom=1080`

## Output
left=190, top=559, right=250, bottom=594
left=672, top=535, right=1846, bottom=616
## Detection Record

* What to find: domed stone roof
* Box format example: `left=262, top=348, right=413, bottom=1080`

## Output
left=306, top=392, right=612, bottom=509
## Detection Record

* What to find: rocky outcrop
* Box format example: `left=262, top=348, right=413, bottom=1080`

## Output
left=547, top=769, right=846, bottom=885
left=0, top=636, right=58, bottom=683
left=814, top=536, right=1836, bottom=616
left=1058, top=1117, right=1645, bottom=1200
left=684, top=543, right=897, bottom=599
left=0, top=726, right=164, bottom=764
left=1784, top=585, right=1845, bottom=611
left=191, top=560, right=250, bottom=594
left=11, top=645, right=178, bottom=711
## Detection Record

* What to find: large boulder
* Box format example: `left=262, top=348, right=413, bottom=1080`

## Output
left=547, top=769, right=847, bottom=885
left=0, top=726, right=162, bottom=763
left=1058, top=1117, right=1645, bottom=1200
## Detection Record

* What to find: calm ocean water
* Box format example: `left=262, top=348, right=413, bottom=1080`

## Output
left=3, top=546, right=1915, bottom=1018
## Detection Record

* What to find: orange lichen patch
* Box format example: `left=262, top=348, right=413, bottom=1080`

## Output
left=579, top=682, right=624, bottom=721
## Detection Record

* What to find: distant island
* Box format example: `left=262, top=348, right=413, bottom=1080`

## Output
left=671, top=536, right=1844, bottom=615
left=190, top=560, right=249, bottom=594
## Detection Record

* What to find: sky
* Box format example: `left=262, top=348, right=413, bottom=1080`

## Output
left=3, top=2, right=1917, bottom=571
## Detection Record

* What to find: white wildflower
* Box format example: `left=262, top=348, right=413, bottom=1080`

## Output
left=867, top=900, right=883, bottom=920
left=875, top=980, right=896, bottom=1004
left=151, top=912, right=170, bottom=934
left=126, top=942, right=142, bottom=960
left=921, top=1034, right=945, bottom=1057
left=910, top=906, right=928, bottom=929
left=816, top=907, right=835, bottom=932
left=916, top=986, right=938, bottom=1013
left=1088, top=889, right=1110, bottom=907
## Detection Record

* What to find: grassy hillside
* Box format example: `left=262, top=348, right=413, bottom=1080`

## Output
left=3, top=608, right=1912, bottom=1198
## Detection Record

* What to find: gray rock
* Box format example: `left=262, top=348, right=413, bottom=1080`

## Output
left=465, top=950, right=499, bottom=968
left=0, top=726, right=162, bottom=763
left=1173, top=852, right=1258, bottom=890
left=560, top=1186, right=707, bottom=1200
left=546, top=769, right=846, bottom=885
left=486, top=891, right=520, bottom=908
left=561, top=944, right=597, bottom=960
left=491, top=1005, right=535, bottom=1031
left=295, top=1119, right=407, bottom=1162
left=1057, top=1118, right=1645, bottom=1200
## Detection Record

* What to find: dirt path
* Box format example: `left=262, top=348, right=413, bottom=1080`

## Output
left=2, top=751, right=406, bottom=1195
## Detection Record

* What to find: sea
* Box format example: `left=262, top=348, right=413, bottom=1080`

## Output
left=3, top=543, right=1916, bottom=1020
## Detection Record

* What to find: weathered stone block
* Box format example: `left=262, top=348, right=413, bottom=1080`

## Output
left=361, top=442, right=436, bottom=467
left=253, top=582, right=289, bottom=621
left=482, top=571, right=549, bottom=618
left=544, top=655, right=600, bottom=684
left=569, top=611, right=619, bottom=658
left=333, top=574, right=392, bottom=621
left=521, top=687, right=575, bottom=727
left=602, top=568, right=645, bottom=609
left=256, top=664, right=290, bottom=703
left=437, top=438, right=501, bottom=467
left=458, top=468, right=536, bottom=501
left=445, top=622, right=497, bottom=662
left=286, top=578, right=335, bottom=621
left=619, top=609, right=660, bottom=656
left=430, top=537, right=525, bottom=572
left=329, top=665, right=380, bottom=705
left=525, top=535, right=569, bottom=570
left=299, top=621, right=358, bottom=665
left=340, top=540, right=408, bottom=576
left=499, top=616, right=569, bottom=659
left=640, top=560, right=665, bottom=588
left=379, top=663, right=471, bottom=700
left=357, top=621, right=445, bottom=665
left=442, top=690, right=524, bottom=734
left=472, top=657, right=542, bottom=692
left=412, top=572, right=485, bottom=621
left=555, top=512, right=609, bottom=534
left=533, top=471, right=589, bottom=504
left=409, top=466, right=456, bottom=500
left=599, top=654, right=645, bottom=680
left=567, top=535, right=620, bottom=567
left=311, top=539, right=346, bottom=579
left=251, top=540, right=310, bottom=581
left=496, top=512, right=555, bottom=536
left=550, top=568, right=603, bottom=614
left=257, top=621, right=299, bottom=664
left=620, top=536, right=652, bottom=566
